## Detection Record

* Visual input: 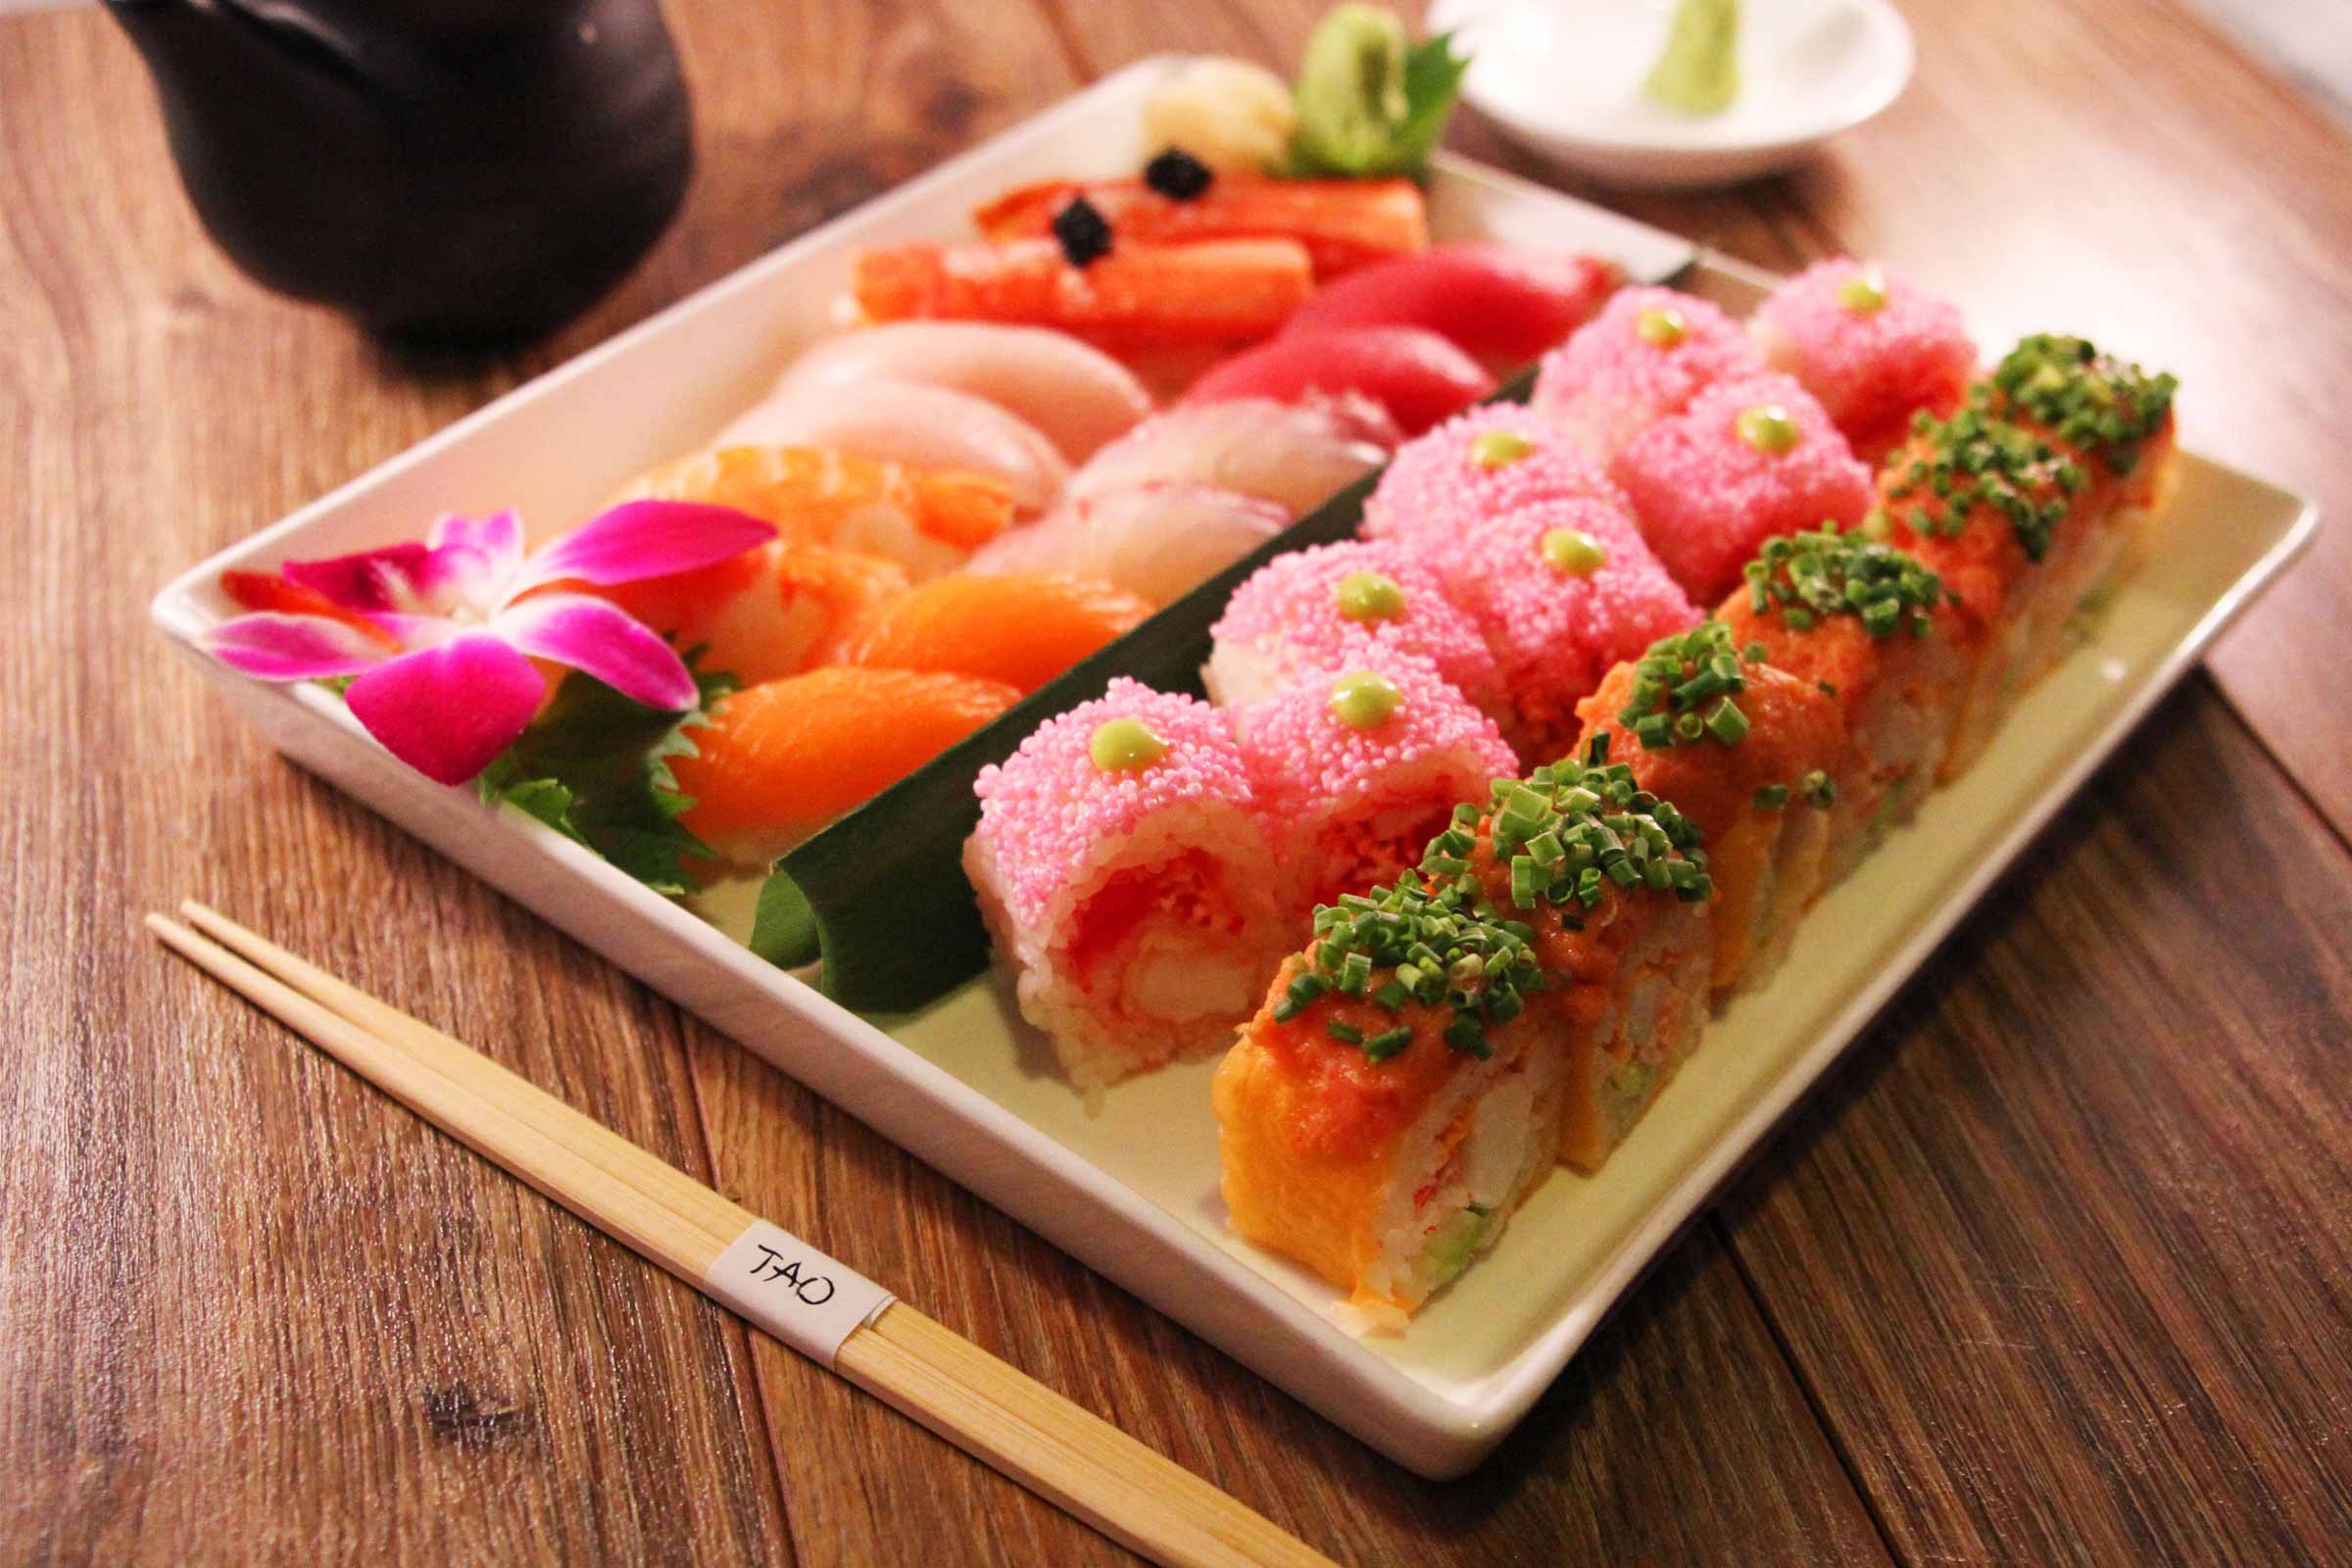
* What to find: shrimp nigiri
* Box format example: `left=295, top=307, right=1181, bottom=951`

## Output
left=841, top=571, right=1153, bottom=694
left=591, top=543, right=910, bottom=685
left=673, top=667, right=1020, bottom=865
left=1067, top=396, right=1396, bottom=517
left=773, top=322, right=1152, bottom=463
left=964, top=483, right=1290, bottom=606
left=610, top=444, right=1014, bottom=579
left=713, top=378, right=1070, bottom=514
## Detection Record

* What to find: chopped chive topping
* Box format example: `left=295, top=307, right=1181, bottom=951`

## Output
left=1753, top=783, right=1790, bottom=810
left=1884, top=386, right=2095, bottom=563
left=1362, top=1025, right=1414, bottom=1061
left=1051, top=195, right=1113, bottom=268
left=1471, top=429, right=1537, bottom=469
left=1444, top=1014, right=1491, bottom=1058
left=1325, top=1019, right=1363, bottom=1045
left=1617, top=621, right=1754, bottom=749
left=1335, top=570, right=1407, bottom=622
left=1990, top=333, right=2177, bottom=472
left=1143, top=145, right=1214, bottom=200
left=1704, top=699, right=1749, bottom=743
left=1801, top=768, right=1837, bottom=808
left=1743, top=521, right=1944, bottom=636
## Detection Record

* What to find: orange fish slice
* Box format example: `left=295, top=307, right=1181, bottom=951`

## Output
left=673, top=667, right=1020, bottom=864
left=852, top=238, right=1315, bottom=351
left=840, top=571, right=1153, bottom=695
left=594, top=543, right=911, bottom=686
left=971, top=175, right=1427, bottom=279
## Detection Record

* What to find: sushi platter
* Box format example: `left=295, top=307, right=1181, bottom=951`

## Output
left=152, top=57, right=2314, bottom=1477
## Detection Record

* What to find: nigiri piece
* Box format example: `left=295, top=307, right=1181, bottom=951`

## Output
left=1612, top=370, right=1874, bottom=604
left=841, top=571, right=1153, bottom=695
left=1531, top=286, right=1763, bottom=465
left=773, top=322, right=1152, bottom=463
left=594, top=542, right=910, bottom=685
left=1279, top=244, right=1623, bottom=368
left=966, top=483, right=1290, bottom=606
left=970, top=174, right=1426, bottom=279
left=966, top=679, right=1289, bottom=1095
left=610, top=444, right=1015, bottom=579
left=1361, top=403, right=1627, bottom=558
left=1203, top=539, right=1505, bottom=719
left=1749, top=258, right=1976, bottom=466
left=712, top=379, right=1069, bottom=516
left=673, top=667, right=1020, bottom=865
left=1068, top=396, right=1394, bottom=517
left=852, top=237, right=1315, bottom=351
left=1184, top=326, right=1495, bottom=437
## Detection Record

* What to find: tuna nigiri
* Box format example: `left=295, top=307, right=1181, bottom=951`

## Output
left=713, top=378, right=1070, bottom=515
left=593, top=542, right=910, bottom=685
left=610, top=444, right=1015, bottom=579
left=772, top=322, right=1152, bottom=463
left=970, top=174, right=1427, bottom=279
left=1279, top=245, right=1623, bottom=368
left=852, top=237, right=1314, bottom=351
left=965, top=483, right=1290, bottom=606
left=841, top=571, right=1153, bottom=694
left=1183, top=326, right=1495, bottom=438
left=673, top=667, right=1021, bottom=865
left=1067, top=396, right=1395, bottom=516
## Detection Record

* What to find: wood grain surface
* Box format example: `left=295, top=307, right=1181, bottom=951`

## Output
left=3, top=1, right=2347, bottom=1564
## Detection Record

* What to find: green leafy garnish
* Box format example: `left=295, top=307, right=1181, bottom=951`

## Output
left=1288, top=5, right=1470, bottom=178
left=474, top=652, right=736, bottom=898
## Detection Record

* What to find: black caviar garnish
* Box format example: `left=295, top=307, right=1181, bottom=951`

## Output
left=1143, top=146, right=1215, bottom=201
left=1051, top=195, right=1113, bottom=269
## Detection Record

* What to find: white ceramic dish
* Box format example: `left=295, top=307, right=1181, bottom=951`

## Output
left=151, top=60, right=2314, bottom=1477
left=1431, top=0, right=1915, bottom=189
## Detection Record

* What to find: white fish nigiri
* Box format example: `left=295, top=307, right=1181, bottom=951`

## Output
left=715, top=376, right=1070, bottom=513
left=1065, top=395, right=1396, bottom=517
left=965, top=483, right=1290, bottom=606
left=775, top=323, right=1153, bottom=462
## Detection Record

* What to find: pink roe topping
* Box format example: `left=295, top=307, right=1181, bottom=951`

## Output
left=1235, top=655, right=1514, bottom=822
left=1362, top=402, right=1627, bottom=555
left=1749, top=257, right=1976, bottom=462
left=1529, top=286, right=1763, bottom=464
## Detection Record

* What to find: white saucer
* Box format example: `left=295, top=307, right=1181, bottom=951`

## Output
left=1430, top=0, right=1915, bottom=189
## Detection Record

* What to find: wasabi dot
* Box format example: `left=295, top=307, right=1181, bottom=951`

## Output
left=1335, top=570, right=1407, bottom=622
left=1471, top=430, right=1536, bottom=469
left=1837, top=269, right=1889, bottom=314
left=1540, top=527, right=1607, bottom=575
left=1635, top=306, right=1689, bottom=347
left=1737, top=404, right=1802, bottom=455
left=1089, top=716, right=1167, bottom=772
left=1328, top=669, right=1404, bottom=729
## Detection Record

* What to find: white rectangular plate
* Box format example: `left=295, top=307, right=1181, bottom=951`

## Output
left=151, top=62, right=2316, bottom=1477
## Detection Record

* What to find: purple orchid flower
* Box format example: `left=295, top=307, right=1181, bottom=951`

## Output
left=203, top=503, right=775, bottom=785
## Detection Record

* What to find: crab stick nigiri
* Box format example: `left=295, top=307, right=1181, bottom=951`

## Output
left=773, top=322, right=1152, bottom=463
left=966, top=483, right=1290, bottom=607
left=673, top=667, right=1020, bottom=866
left=1184, top=326, right=1495, bottom=438
left=853, top=236, right=1315, bottom=352
left=713, top=378, right=1070, bottom=516
left=840, top=571, right=1153, bottom=695
left=1279, top=244, right=1623, bottom=368
left=971, top=174, right=1427, bottom=279
left=609, top=444, right=1014, bottom=580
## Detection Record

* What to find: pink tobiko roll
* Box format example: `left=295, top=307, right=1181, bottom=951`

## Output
left=1232, top=657, right=1516, bottom=920
left=1749, top=258, right=1976, bottom=466
left=966, top=678, right=1289, bottom=1096
left=1202, top=539, right=1504, bottom=719
left=1421, top=495, right=1698, bottom=765
left=1529, top=286, right=1762, bottom=465
left=1359, top=402, right=1627, bottom=557
left=1612, top=370, right=1875, bottom=605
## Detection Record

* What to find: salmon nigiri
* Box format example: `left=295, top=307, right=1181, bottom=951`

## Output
left=852, top=237, right=1314, bottom=351
left=593, top=543, right=910, bottom=685
left=841, top=571, right=1153, bottom=694
left=971, top=175, right=1427, bottom=279
left=610, top=444, right=1015, bottom=579
left=674, top=667, right=1020, bottom=865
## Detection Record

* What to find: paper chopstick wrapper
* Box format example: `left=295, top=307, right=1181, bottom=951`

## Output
left=704, top=1218, right=896, bottom=1363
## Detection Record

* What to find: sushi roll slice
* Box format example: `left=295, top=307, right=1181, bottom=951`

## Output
left=713, top=378, right=1071, bottom=514
left=1414, top=494, right=1699, bottom=765
left=1612, top=370, right=1876, bottom=605
left=593, top=542, right=911, bottom=685
left=839, top=570, right=1153, bottom=695
left=1878, top=335, right=2178, bottom=779
left=1749, top=258, right=1977, bottom=466
left=1359, top=402, right=1628, bottom=557
left=1067, top=395, right=1396, bottom=517
left=1575, top=622, right=1845, bottom=993
left=673, top=667, right=1021, bottom=866
left=965, top=483, right=1291, bottom=607
left=1529, top=286, right=1762, bottom=466
left=1183, top=326, right=1496, bottom=437
left=609, top=444, right=1016, bottom=580
left=1232, top=658, right=1517, bottom=921
left=1716, top=524, right=1964, bottom=885
left=772, top=322, right=1153, bottom=463
left=1202, top=539, right=1504, bottom=718
left=966, top=680, right=1290, bottom=1096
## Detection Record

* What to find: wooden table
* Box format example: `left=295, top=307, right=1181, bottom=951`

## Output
left=6, top=2, right=2348, bottom=1562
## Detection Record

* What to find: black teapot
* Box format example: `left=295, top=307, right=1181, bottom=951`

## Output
left=105, top=0, right=694, bottom=345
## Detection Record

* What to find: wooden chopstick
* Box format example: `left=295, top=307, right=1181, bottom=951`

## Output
left=151, top=903, right=1338, bottom=1568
